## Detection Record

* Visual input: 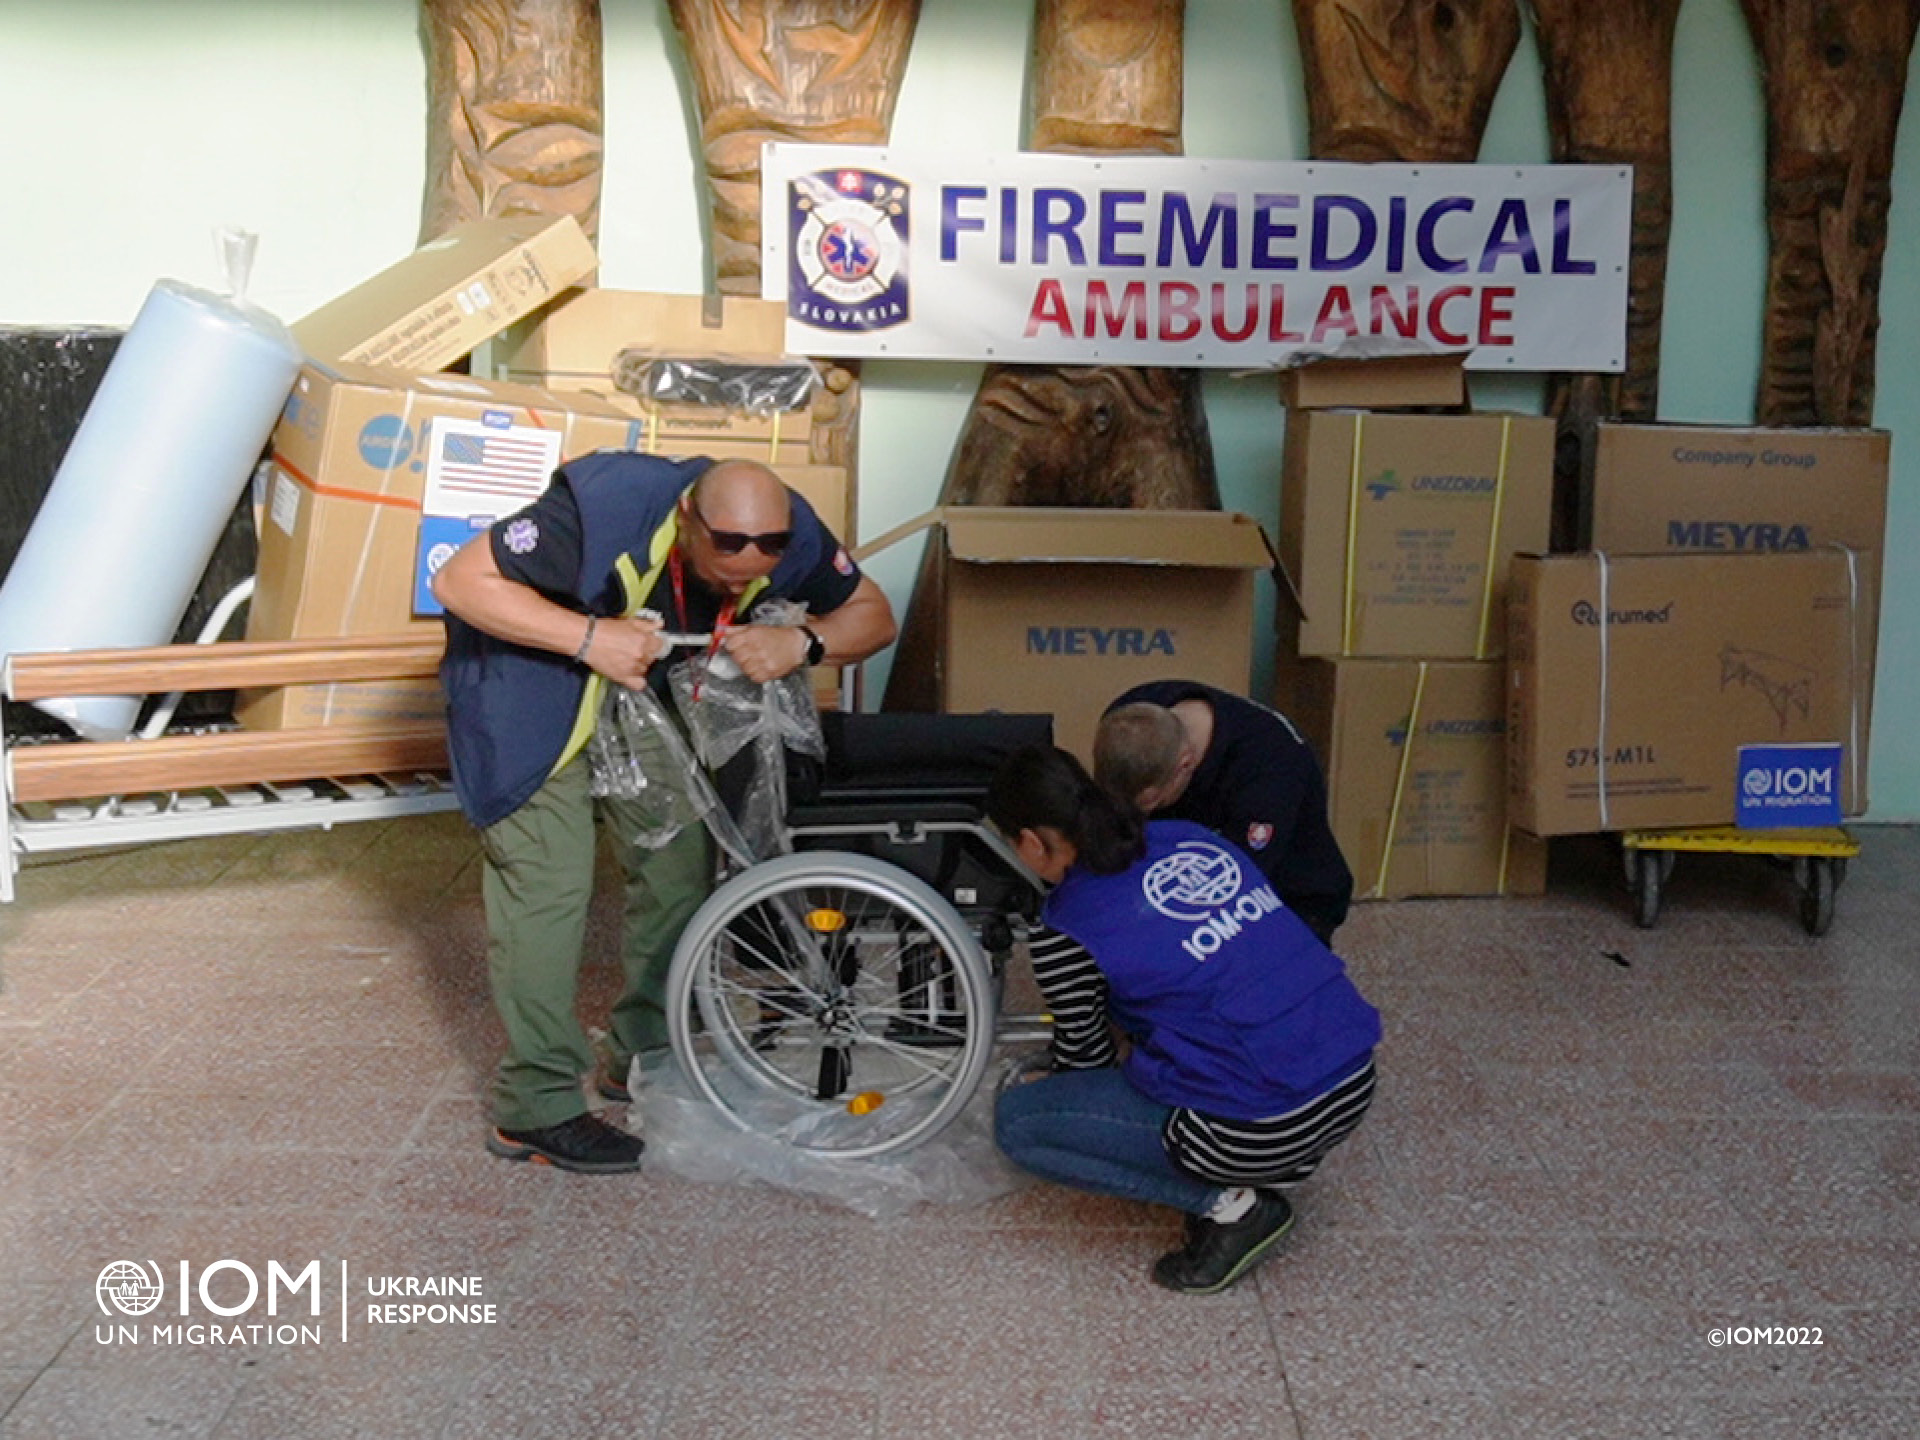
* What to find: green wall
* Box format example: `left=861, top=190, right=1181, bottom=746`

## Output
left=4, top=0, right=1917, bottom=818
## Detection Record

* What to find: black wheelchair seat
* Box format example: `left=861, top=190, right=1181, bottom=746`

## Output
left=783, top=711, right=1053, bottom=924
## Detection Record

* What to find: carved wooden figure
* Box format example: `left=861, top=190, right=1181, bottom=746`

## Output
left=665, top=0, right=922, bottom=297
left=886, top=0, right=1213, bottom=714
left=1742, top=0, right=1920, bottom=427
left=1529, top=0, right=1682, bottom=547
left=419, top=0, right=606, bottom=243
left=1291, top=0, right=1522, bottom=163
left=1031, top=0, right=1185, bottom=154
left=667, top=0, right=921, bottom=480
left=940, top=0, right=1216, bottom=514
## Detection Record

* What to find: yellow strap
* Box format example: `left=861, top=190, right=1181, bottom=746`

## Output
left=1342, top=412, right=1365, bottom=656
left=1496, top=824, right=1513, bottom=895
left=1376, top=660, right=1428, bottom=898
left=552, top=509, right=684, bottom=776
left=644, top=409, right=660, bottom=454
left=767, top=409, right=782, bottom=462
left=1473, top=415, right=1513, bottom=660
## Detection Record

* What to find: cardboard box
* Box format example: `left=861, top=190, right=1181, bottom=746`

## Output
left=292, top=216, right=598, bottom=372
left=1285, top=657, right=1547, bottom=898
left=1278, top=351, right=1468, bottom=410
left=492, top=287, right=790, bottom=382
left=1589, top=421, right=1889, bottom=750
left=494, top=288, right=813, bottom=467
left=874, top=508, right=1275, bottom=759
left=1588, top=422, right=1889, bottom=560
left=239, top=362, right=644, bottom=729
left=1506, top=551, right=1871, bottom=836
left=1281, top=410, right=1553, bottom=659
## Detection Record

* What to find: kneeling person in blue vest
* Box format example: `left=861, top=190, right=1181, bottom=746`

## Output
left=987, top=745, right=1381, bottom=1294
left=434, top=454, right=898, bottom=1173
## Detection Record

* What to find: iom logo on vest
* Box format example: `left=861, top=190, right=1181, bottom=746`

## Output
left=1142, top=840, right=1284, bottom=961
left=1736, top=743, right=1843, bottom=829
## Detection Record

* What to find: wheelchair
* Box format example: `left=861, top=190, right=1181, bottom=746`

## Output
left=663, top=710, right=1054, bottom=1160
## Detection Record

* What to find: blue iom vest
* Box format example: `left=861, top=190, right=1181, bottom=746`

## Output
left=1044, top=820, right=1381, bottom=1119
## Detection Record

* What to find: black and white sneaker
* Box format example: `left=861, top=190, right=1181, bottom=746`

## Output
left=1153, top=1190, right=1294, bottom=1295
left=486, top=1113, right=644, bottom=1174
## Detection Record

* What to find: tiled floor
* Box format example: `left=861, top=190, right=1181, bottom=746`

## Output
left=1, top=814, right=1916, bottom=1439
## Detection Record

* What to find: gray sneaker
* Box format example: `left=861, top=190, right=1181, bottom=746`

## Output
left=486, top=1113, right=644, bottom=1174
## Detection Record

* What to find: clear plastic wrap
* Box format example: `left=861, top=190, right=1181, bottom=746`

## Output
left=585, top=685, right=718, bottom=849
left=611, top=350, right=818, bottom=414
left=667, top=603, right=826, bottom=863
left=626, top=1050, right=1036, bottom=1220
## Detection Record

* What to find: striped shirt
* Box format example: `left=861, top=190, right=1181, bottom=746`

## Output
left=1026, top=924, right=1376, bottom=1188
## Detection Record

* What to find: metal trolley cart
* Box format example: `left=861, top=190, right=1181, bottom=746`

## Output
left=1620, top=825, right=1860, bottom=936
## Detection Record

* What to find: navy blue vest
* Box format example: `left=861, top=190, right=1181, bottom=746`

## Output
left=440, top=452, right=837, bottom=828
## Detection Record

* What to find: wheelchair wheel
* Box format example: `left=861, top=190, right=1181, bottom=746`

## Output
left=665, top=851, right=997, bottom=1159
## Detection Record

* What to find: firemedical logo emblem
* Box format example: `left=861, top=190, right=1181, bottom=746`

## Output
left=789, top=168, right=909, bottom=333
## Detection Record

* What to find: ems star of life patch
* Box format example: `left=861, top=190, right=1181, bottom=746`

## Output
left=503, top=518, right=539, bottom=555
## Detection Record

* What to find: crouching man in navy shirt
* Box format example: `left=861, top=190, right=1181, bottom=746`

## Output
left=1095, top=680, right=1353, bottom=946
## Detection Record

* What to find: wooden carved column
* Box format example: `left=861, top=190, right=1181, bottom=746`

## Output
left=1742, top=0, right=1920, bottom=427
left=1291, top=0, right=1522, bottom=163
left=1529, top=0, right=1682, bottom=547
left=419, top=0, right=606, bottom=243
left=666, top=0, right=922, bottom=474
left=936, top=0, right=1216, bottom=511
left=885, top=0, right=1215, bottom=713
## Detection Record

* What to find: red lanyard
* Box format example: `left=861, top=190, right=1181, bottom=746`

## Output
left=668, top=548, right=734, bottom=700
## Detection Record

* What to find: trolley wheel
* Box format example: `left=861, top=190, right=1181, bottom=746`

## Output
left=665, top=851, right=997, bottom=1159
left=1628, top=848, right=1664, bottom=929
left=1799, top=858, right=1837, bottom=937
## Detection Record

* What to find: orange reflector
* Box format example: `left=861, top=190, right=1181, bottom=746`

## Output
left=806, top=908, right=847, bottom=933
left=846, top=1091, right=885, bottom=1116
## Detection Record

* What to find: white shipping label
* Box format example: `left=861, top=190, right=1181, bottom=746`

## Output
left=270, top=468, right=301, bottom=536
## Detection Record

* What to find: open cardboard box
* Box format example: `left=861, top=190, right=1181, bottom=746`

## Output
left=870, top=507, right=1276, bottom=760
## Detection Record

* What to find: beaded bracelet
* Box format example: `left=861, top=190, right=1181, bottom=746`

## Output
left=573, top=616, right=598, bottom=664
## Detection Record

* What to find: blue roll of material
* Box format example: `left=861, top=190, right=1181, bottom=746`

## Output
left=0, top=279, right=302, bottom=740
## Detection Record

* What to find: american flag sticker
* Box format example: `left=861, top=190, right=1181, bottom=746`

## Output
left=421, top=417, right=562, bottom=518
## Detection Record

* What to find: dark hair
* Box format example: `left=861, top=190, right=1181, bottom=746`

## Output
left=986, top=744, right=1146, bottom=876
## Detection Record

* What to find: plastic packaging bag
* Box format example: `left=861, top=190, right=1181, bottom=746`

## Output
left=585, top=685, right=719, bottom=849
left=611, top=350, right=818, bottom=414
left=628, top=1050, right=1036, bottom=1220
left=669, top=602, right=826, bottom=863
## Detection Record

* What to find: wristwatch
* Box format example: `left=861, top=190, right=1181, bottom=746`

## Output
left=800, top=626, right=827, bottom=667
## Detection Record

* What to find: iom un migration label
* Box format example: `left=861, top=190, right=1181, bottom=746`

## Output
left=1736, top=743, right=1844, bottom=829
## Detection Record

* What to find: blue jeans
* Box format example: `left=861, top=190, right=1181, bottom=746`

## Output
left=995, top=1068, right=1222, bottom=1216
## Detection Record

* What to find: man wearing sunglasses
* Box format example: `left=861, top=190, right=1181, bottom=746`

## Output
left=434, top=453, right=896, bottom=1173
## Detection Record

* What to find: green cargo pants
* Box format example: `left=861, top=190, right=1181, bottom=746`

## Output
left=478, top=750, right=714, bottom=1131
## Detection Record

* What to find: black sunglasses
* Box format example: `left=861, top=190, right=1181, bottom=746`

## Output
left=693, top=505, right=792, bottom=557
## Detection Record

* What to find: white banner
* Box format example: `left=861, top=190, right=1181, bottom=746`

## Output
left=761, top=145, right=1632, bottom=372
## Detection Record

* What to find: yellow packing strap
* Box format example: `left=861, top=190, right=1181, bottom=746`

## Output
left=1375, top=660, right=1429, bottom=898
left=1473, top=415, right=1514, bottom=660
left=1342, top=412, right=1366, bottom=656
